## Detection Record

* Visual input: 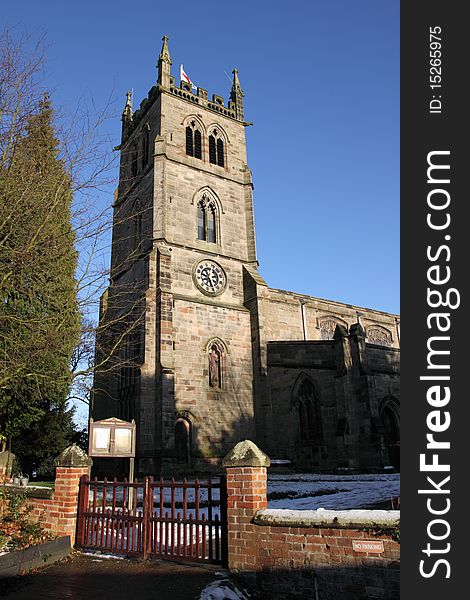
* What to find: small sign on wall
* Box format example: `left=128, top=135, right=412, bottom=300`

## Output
left=352, top=539, right=384, bottom=553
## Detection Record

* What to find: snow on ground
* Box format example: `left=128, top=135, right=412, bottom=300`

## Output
left=199, top=577, right=249, bottom=600
left=85, top=473, right=400, bottom=514
left=267, top=473, right=400, bottom=510
left=80, top=550, right=126, bottom=560
left=256, top=508, right=400, bottom=527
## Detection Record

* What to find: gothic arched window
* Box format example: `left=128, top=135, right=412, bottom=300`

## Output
left=197, top=195, right=217, bottom=243
left=295, top=377, right=322, bottom=442
left=379, top=397, right=400, bottom=468
left=186, top=121, right=202, bottom=159
left=208, top=128, right=224, bottom=167
left=175, top=418, right=191, bottom=464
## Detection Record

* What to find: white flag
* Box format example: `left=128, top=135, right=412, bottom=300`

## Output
left=180, top=65, right=196, bottom=89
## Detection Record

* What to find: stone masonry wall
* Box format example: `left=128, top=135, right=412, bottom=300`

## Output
left=223, top=443, right=400, bottom=600
left=172, top=297, right=255, bottom=459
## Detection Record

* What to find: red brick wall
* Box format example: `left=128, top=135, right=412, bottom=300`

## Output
left=28, top=466, right=88, bottom=545
left=225, top=465, right=400, bottom=599
left=226, top=466, right=268, bottom=570
left=255, top=525, right=399, bottom=567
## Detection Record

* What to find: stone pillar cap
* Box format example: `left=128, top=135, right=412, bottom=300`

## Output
left=55, top=444, right=93, bottom=467
left=222, top=440, right=270, bottom=468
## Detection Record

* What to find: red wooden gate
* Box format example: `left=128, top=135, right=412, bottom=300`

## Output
left=76, top=475, right=227, bottom=565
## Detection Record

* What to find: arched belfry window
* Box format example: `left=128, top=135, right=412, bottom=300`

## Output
left=294, top=376, right=322, bottom=442
left=186, top=120, right=202, bottom=159
left=208, top=128, right=224, bottom=167
left=197, top=194, right=217, bottom=243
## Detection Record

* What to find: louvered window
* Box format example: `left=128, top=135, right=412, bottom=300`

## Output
left=186, top=126, right=194, bottom=156
left=209, top=135, right=216, bottom=164
left=216, top=138, right=224, bottom=167
left=209, top=129, right=225, bottom=167
left=194, top=129, right=202, bottom=159
left=186, top=121, right=202, bottom=159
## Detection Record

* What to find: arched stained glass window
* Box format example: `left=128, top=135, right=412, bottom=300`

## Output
left=296, top=377, right=322, bottom=442
left=197, top=202, right=206, bottom=240
left=207, top=205, right=216, bottom=243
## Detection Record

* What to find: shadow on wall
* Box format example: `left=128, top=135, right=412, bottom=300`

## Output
left=163, top=355, right=260, bottom=474
left=237, top=563, right=400, bottom=600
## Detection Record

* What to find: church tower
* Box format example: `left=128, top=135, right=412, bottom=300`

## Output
left=94, top=37, right=258, bottom=472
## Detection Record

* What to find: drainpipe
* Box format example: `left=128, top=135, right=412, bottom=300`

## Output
left=300, top=299, right=308, bottom=340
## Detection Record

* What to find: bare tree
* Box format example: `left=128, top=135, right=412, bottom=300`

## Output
left=1, top=28, right=146, bottom=448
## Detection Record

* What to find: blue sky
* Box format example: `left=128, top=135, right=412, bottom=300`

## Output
left=4, top=0, right=399, bottom=314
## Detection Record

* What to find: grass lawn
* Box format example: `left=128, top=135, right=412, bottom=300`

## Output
left=29, top=481, right=54, bottom=489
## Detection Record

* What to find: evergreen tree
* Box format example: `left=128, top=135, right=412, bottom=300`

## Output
left=0, top=95, right=80, bottom=462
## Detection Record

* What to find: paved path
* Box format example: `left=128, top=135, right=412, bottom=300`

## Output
left=0, top=553, right=218, bottom=599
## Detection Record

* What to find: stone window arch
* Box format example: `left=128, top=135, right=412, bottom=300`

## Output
left=185, top=118, right=203, bottom=160
left=293, top=374, right=322, bottom=442
left=366, top=325, right=392, bottom=347
left=196, top=193, right=218, bottom=243
left=208, top=126, right=226, bottom=167
left=175, top=418, right=191, bottom=464
left=379, top=397, right=400, bottom=468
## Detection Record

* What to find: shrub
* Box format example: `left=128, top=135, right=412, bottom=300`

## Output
left=0, top=488, right=51, bottom=552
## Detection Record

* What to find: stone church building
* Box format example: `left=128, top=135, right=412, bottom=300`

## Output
left=91, top=37, right=400, bottom=474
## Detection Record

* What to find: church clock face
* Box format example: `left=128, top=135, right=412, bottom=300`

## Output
left=194, top=260, right=227, bottom=296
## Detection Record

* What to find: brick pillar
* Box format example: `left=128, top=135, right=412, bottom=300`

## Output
left=52, top=445, right=92, bottom=544
left=222, top=440, right=270, bottom=571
